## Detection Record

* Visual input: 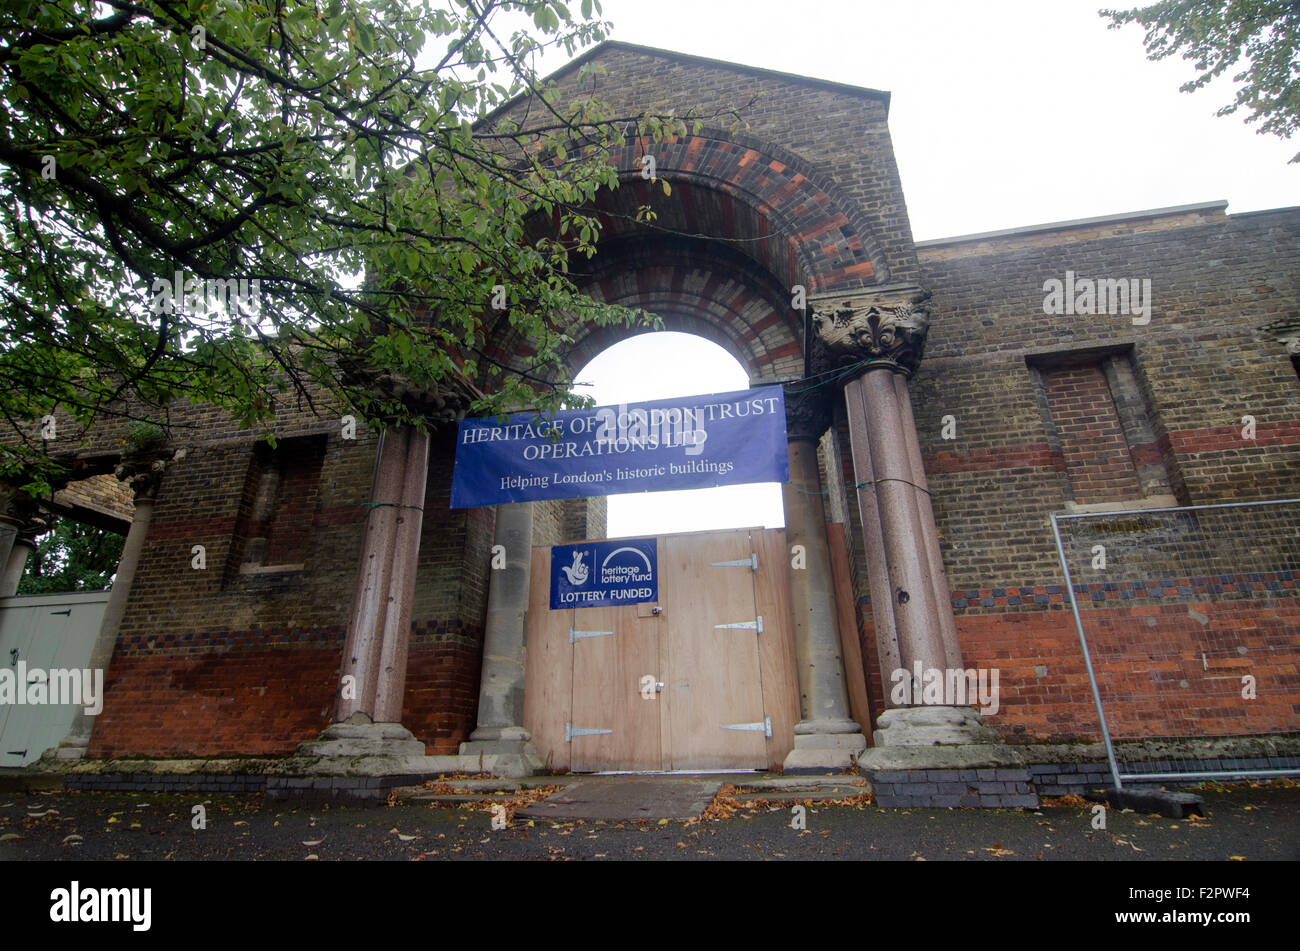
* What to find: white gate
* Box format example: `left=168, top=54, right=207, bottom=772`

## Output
left=0, top=591, right=109, bottom=767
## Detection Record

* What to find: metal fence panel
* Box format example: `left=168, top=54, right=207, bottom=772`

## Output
left=1051, top=499, right=1300, bottom=788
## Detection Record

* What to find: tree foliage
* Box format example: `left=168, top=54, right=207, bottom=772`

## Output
left=1101, top=1, right=1300, bottom=162
left=16, top=515, right=124, bottom=594
left=1, top=0, right=720, bottom=490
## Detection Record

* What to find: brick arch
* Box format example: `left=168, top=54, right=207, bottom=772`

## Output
left=599, top=129, right=888, bottom=291
left=565, top=237, right=801, bottom=383
left=480, top=235, right=802, bottom=386
left=480, top=135, right=879, bottom=393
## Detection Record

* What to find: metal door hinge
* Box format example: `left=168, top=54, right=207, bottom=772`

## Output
left=720, top=717, right=771, bottom=738
left=711, top=554, right=758, bottom=571
left=565, top=722, right=613, bottom=743
left=569, top=627, right=614, bottom=644
left=715, top=615, right=763, bottom=634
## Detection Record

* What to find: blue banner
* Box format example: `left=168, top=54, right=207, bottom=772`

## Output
left=450, top=385, right=788, bottom=508
left=550, top=538, right=658, bottom=609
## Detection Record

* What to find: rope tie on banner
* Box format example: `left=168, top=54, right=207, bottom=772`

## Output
left=360, top=501, right=425, bottom=511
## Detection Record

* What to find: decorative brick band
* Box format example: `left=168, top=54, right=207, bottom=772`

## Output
left=113, top=619, right=484, bottom=656
left=854, top=570, right=1298, bottom=612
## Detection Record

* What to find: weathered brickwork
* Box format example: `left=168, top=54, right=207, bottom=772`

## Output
left=1039, top=362, right=1143, bottom=504
left=7, top=45, right=1297, bottom=767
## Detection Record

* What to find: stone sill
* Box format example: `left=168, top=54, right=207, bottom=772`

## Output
left=238, top=563, right=305, bottom=575
left=1062, top=495, right=1179, bottom=516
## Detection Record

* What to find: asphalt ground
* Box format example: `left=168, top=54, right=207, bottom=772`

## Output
left=5, top=781, right=1291, bottom=939
left=2, top=780, right=1295, bottom=862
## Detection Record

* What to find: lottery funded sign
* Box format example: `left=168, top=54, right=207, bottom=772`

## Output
left=550, top=538, right=658, bottom=610
left=450, top=385, right=788, bottom=508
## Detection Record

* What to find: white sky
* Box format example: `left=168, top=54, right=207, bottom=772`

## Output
left=543, top=0, right=1296, bottom=538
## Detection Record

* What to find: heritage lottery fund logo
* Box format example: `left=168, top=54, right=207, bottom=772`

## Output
left=1042, top=271, right=1152, bottom=325
left=552, top=539, right=658, bottom=608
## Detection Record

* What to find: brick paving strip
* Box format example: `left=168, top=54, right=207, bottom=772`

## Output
left=515, top=775, right=725, bottom=821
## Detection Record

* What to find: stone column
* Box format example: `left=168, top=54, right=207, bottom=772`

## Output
left=460, top=500, right=543, bottom=776
left=0, top=485, right=39, bottom=589
left=372, top=428, right=431, bottom=723
left=892, top=371, right=963, bottom=671
left=810, top=287, right=1008, bottom=760
left=780, top=384, right=867, bottom=771
left=51, top=457, right=165, bottom=760
left=310, top=424, right=431, bottom=762
left=0, top=512, right=45, bottom=598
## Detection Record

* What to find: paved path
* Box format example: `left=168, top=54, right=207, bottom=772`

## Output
left=516, top=775, right=723, bottom=821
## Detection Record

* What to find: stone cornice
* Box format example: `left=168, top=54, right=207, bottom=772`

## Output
left=808, top=284, right=932, bottom=380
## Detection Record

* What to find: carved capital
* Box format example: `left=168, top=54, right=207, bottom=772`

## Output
left=339, top=361, right=481, bottom=425
left=809, top=284, right=932, bottom=380
left=115, top=456, right=168, bottom=503
left=783, top=382, right=834, bottom=442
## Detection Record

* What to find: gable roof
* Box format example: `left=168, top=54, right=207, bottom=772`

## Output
left=482, top=40, right=890, bottom=124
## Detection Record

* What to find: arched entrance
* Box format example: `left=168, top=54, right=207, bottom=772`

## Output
left=460, top=136, right=878, bottom=774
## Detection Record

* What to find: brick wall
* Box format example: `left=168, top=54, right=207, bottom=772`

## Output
left=1039, top=362, right=1143, bottom=504
left=832, top=205, right=1300, bottom=744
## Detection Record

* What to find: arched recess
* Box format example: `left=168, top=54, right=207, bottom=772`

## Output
left=477, top=131, right=886, bottom=390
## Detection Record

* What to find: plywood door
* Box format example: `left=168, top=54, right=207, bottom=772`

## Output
left=569, top=607, right=662, bottom=772
left=523, top=547, right=574, bottom=773
left=660, top=530, right=767, bottom=770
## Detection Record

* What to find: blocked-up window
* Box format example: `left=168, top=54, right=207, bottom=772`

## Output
left=1029, top=350, right=1173, bottom=507
left=234, top=436, right=326, bottom=572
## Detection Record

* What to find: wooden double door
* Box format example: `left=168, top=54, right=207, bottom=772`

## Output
left=524, top=528, right=798, bottom=772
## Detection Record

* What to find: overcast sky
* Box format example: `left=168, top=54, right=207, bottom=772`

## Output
left=540, top=0, right=1296, bottom=538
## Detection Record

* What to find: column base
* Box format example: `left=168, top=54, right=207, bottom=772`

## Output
left=871, top=705, right=1001, bottom=747
left=856, top=706, right=1037, bottom=809
left=457, top=737, right=543, bottom=779
left=284, top=715, right=461, bottom=777
left=783, top=719, right=868, bottom=773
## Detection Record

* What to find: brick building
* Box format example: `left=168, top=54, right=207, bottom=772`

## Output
left=2, top=43, right=1297, bottom=800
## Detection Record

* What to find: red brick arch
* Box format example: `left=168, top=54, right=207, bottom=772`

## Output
left=482, top=132, right=884, bottom=388
left=565, top=237, right=801, bottom=382
left=602, top=131, right=888, bottom=292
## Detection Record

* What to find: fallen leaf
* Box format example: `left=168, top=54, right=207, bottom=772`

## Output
left=1, top=833, right=22, bottom=841
left=233, top=820, right=248, bottom=827
left=1229, top=855, right=1246, bottom=861
left=302, top=838, right=324, bottom=846
left=62, top=834, right=83, bottom=844
left=304, top=854, right=319, bottom=861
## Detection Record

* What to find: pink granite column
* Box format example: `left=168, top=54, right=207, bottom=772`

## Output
left=856, top=368, right=947, bottom=675
left=337, top=426, right=410, bottom=722
left=893, top=371, right=963, bottom=671
left=841, top=377, right=902, bottom=690
left=372, top=428, right=430, bottom=723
